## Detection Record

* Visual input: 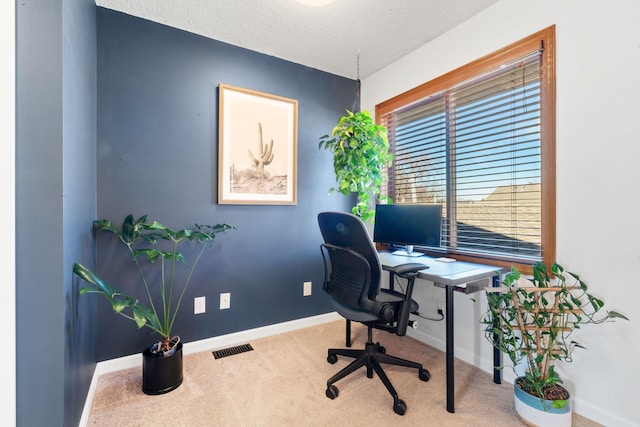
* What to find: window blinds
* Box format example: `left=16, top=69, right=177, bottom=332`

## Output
left=381, top=50, right=543, bottom=261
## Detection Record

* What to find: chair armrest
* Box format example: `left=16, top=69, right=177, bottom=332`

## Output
left=387, top=262, right=428, bottom=277
left=387, top=263, right=426, bottom=336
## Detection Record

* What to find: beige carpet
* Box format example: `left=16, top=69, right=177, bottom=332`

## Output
left=88, top=320, right=601, bottom=426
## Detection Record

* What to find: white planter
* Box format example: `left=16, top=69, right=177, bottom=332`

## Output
left=514, top=379, right=572, bottom=427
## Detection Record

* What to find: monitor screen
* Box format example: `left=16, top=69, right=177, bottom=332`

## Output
left=373, top=204, right=442, bottom=256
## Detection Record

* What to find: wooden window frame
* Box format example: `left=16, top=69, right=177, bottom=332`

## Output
left=375, top=26, right=556, bottom=274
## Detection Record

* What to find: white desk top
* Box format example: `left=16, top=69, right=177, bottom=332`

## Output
left=378, top=251, right=503, bottom=288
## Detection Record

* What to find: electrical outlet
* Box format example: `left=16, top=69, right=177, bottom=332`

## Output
left=194, top=296, right=206, bottom=314
left=220, top=292, right=230, bottom=310
left=437, top=299, right=445, bottom=315
left=303, top=281, right=312, bottom=296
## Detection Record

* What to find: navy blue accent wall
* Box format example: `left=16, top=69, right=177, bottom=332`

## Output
left=96, top=8, right=355, bottom=360
left=17, top=0, right=97, bottom=426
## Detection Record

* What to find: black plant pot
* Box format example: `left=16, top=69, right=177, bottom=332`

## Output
left=142, top=341, right=183, bottom=395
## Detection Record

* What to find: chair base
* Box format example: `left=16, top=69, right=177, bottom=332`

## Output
left=325, top=326, right=430, bottom=415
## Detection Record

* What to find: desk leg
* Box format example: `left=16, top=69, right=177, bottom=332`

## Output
left=445, top=284, right=455, bottom=413
left=492, top=275, right=501, bottom=384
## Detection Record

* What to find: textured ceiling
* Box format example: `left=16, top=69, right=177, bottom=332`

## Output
left=96, top=0, right=500, bottom=79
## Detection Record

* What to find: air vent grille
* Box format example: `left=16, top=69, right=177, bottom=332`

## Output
left=212, top=343, right=254, bottom=359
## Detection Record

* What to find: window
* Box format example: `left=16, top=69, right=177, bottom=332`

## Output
left=376, top=26, right=555, bottom=271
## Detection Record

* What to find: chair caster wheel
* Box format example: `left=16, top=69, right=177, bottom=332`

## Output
left=367, top=366, right=374, bottom=378
left=419, top=368, right=430, bottom=381
left=327, top=354, right=338, bottom=364
left=326, top=385, right=339, bottom=399
left=393, top=398, right=407, bottom=415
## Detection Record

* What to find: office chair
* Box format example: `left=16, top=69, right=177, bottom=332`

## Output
left=318, top=211, right=431, bottom=415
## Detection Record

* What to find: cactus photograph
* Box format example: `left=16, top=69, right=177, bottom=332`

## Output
left=218, top=84, right=298, bottom=205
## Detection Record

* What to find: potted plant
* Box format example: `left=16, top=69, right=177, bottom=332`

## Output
left=481, top=261, right=628, bottom=426
left=318, top=109, right=393, bottom=223
left=73, top=214, right=235, bottom=394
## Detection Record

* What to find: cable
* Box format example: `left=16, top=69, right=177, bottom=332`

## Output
left=414, top=310, right=444, bottom=322
left=395, top=276, right=444, bottom=322
left=393, top=275, right=406, bottom=293
left=393, top=275, right=445, bottom=321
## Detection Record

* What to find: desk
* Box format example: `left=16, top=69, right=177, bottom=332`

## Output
left=378, top=252, right=503, bottom=413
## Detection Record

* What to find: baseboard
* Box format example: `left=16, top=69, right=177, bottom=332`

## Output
left=572, top=397, right=637, bottom=427
left=183, top=312, right=342, bottom=356
left=407, top=328, right=519, bottom=384
left=79, top=312, right=341, bottom=427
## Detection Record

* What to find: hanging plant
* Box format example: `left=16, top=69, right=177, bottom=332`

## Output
left=318, top=109, right=393, bottom=222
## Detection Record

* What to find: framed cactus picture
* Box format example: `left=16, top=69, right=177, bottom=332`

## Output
left=218, top=84, right=298, bottom=204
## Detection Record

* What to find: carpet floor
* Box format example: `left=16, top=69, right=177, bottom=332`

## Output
left=88, top=320, right=601, bottom=426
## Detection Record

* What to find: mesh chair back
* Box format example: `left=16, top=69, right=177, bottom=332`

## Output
left=318, top=212, right=382, bottom=304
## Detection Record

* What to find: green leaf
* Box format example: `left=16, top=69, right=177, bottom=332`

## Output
left=72, top=263, right=117, bottom=296
left=608, top=310, right=629, bottom=320
left=162, top=251, right=186, bottom=263
left=135, top=248, right=162, bottom=263
left=145, top=220, right=169, bottom=231
left=95, top=219, right=119, bottom=234
left=112, top=296, right=137, bottom=314
left=552, top=399, right=568, bottom=409
left=130, top=303, right=157, bottom=329
left=120, top=214, right=147, bottom=244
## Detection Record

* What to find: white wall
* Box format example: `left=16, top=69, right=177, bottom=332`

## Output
left=363, top=1, right=639, bottom=426
left=1, top=0, right=16, bottom=425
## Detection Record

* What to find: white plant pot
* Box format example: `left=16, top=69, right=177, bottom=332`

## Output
left=514, top=379, right=572, bottom=427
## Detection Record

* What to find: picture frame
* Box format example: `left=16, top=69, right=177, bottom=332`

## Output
left=218, top=84, right=298, bottom=205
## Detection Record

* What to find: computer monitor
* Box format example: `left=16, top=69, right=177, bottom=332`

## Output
left=373, top=204, right=443, bottom=257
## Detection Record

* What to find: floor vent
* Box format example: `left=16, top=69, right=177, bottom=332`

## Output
left=212, top=343, right=254, bottom=359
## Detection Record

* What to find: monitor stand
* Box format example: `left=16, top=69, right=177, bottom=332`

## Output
left=391, top=245, right=424, bottom=257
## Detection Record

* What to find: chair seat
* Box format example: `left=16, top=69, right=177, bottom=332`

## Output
left=331, top=300, right=379, bottom=322
left=331, top=290, right=419, bottom=324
